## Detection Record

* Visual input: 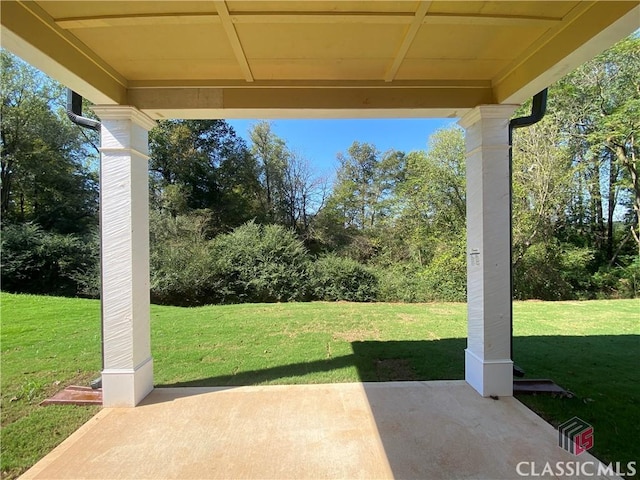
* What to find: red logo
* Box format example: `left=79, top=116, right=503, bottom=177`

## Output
left=558, top=417, right=594, bottom=455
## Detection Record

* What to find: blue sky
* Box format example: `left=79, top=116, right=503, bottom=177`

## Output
left=228, top=118, right=457, bottom=179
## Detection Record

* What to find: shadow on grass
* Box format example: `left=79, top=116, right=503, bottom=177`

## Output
left=156, top=335, right=639, bottom=390
left=154, top=338, right=466, bottom=387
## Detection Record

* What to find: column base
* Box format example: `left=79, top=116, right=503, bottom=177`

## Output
left=465, top=349, right=513, bottom=397
left=102, top=357, right=153, bottom=407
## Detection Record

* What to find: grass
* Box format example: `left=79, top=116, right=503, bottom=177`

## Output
left=1, top=293, right=639, bottom=479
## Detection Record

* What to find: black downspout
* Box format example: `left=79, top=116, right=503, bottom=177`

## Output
left=508, top=88, right=548, bottom=378
left=66, top=89, right=103, bottom=389
left=66, top=90, right=101, bottom=131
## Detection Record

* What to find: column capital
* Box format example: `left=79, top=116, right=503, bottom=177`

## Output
left=92, top=105, right=156, bottom=131
left=458, top=104, right=519, bottom=129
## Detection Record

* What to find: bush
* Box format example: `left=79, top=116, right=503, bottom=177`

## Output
left=419, top=246, right=467, bottom=302
left=309, top=254, right=378, bottom=302
left=592, top=257, right=640, bottom=299
left=149, top=211, right=223, bottom=306
left=375, top=264, right=431, bottom=303
left=150, top=239, right=222, bottom=306
left=559, top=246, right=595, bottom=298
left=1, top=223, right=99, bottom=297
left=211, top=221, right=310, bottom=303
left=514, top=242, right=573, bottom=300
left=618, top=257, right=640, bottom=298
left=151, top=218, right=310, bottom=305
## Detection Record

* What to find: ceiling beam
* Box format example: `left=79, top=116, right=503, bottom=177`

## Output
left=56, top=13, right=221, bottom=29
left=128, top=85, right=494, bottom=119
left=0, top=0, right=127, bottom=104
left=385, top=1, right=432, bottom=82
left=53, top=11, right=563, bottom=30
left=422, top=14, right=561, bottom=27
left=213, top=1, right=253, bottom=82
left=230, top=12, right=413, bottom=24
left=128, top=79, right=492, bottom=89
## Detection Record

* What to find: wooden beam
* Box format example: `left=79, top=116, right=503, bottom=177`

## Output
left=230, top=12, right=413, bottom=24
left=385, top=1, right=432, bottom=82
left=213, top=1, right=253, bottom=82
left=53, top=10, right=563, bottom=30
left=56, top=13, right=221, bottom=29
left=422, top=14, right=561, bottom=27
left=128, top=79, right=492, bottom=89
left=128, top=85, right=494, bottom=119
left=0, top=0, right=127, bottom=104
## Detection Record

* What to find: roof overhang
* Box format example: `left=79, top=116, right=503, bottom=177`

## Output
left=1, top=1, right=638, bottom=119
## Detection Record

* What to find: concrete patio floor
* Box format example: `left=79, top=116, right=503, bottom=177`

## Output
left=22, top=381, right=615, bottom=479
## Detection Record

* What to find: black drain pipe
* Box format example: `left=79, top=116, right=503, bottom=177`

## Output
left=509, top=89, right=548, bottom=378
left=66, top=90, right=101, bottom=132
left=66, top=89, right=103, bottom=389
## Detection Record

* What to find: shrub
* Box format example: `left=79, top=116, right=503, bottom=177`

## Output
left=211, top=221, right=310, bottom=303
left=150, top=239, right=222, bottom=306
left=309, top=254, right=378, bottom=302
left=592, top=257, right=640, bottom=299
left=559, top=246, right=595, bottom=298
left=514, top=242, right=574, bottom=300
left=1, top=223, right=99, bottom=297
left=618, top=257, right=640, bottom=298
left=149, top=211, right=223, bottom=306
left=419, top=246, right=467, bottom=302
left=375, top=264, right=431, bottom=303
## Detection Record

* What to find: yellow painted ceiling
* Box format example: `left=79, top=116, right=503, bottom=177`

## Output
left=1, top=1, right=638, bottom=118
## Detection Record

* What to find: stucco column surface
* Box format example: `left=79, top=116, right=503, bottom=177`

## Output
left=92, top=106, right=156, bottom=407
left=458, top=105, right=518, bottom=397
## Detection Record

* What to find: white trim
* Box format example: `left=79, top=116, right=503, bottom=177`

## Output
left=102, top=357, right=154, bottom=407
left=465, top=349, right=513, bottom=397
left=92, top=105, right=157, bottom=131
left=99, top=147, right=150, bottom=160
left=458, top=104, right=518, bottom=128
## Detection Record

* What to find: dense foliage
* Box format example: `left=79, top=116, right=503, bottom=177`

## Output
left=2, top=35, right=639, bottom=303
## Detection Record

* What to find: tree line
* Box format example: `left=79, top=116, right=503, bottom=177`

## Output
left=1, top=35, right=638, bottom=304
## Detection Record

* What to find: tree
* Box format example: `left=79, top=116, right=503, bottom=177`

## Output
left=0, top=50, right=98, bottom=234
left=249, top=121, right=288, bottom=222
left=556, top=35, right=640, bottom=259
left=248, top=121, right=327, bottom=235
left=511, top=112, right=574, bottom=268
left=329, top=142, right=403, bottom=231
left=396, top=126, right=466, bottom=265
left=281, top=151, right=328, bottom=235
left=148, top=119, right=263, bottom=232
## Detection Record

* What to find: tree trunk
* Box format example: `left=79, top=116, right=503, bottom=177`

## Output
left=612, top=142, right=640, bottom=256
left=606, top=152, right=618, bottom=261
left=589, top=161, right=605, bottom=250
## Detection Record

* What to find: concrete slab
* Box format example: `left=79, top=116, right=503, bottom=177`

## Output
left=21, top=381, right=617, bottom=479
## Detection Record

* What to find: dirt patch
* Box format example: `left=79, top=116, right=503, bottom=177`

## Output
left=396, top=313, right=419, bottom=324
left=375, top=358, right=418, bottom=381
left=333, top=327, right=381, bottom=342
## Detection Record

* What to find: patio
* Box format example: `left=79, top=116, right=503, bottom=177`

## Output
left=22, top=381, right=613, bottom=479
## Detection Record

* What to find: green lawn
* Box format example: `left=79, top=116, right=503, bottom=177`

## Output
left=1, top=293, right=638, bottom=479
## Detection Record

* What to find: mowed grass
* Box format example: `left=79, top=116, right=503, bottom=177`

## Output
left=1, top=293, right=638, bottom=479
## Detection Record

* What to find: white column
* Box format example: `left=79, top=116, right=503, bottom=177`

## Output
left=458, top=105, right=518, bottom=397
left=93, top=106, right=156, bottom=407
